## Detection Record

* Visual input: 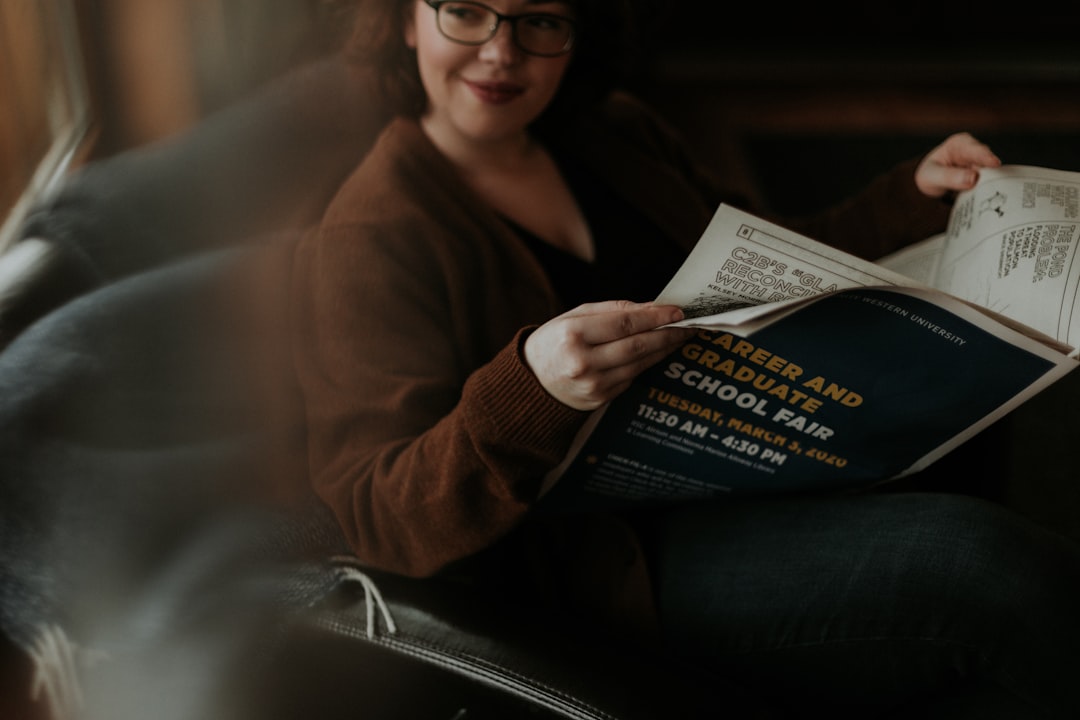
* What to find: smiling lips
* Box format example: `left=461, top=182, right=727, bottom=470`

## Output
left=465, top=80, right=525, bottom=105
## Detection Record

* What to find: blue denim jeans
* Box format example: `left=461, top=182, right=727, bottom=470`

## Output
left=643, top=492, right=1080, bottom=718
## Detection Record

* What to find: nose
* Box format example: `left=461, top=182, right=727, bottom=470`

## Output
left=477, top=19, right=521, bottom=65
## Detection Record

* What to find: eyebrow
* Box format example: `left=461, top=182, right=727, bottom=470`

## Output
left=514, top=0, right=578, bottom=17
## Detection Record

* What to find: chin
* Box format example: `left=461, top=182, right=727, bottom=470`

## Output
left=462, top=117, right=531, bottom=143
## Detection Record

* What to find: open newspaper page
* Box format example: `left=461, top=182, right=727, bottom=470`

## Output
left=539, top=202, right=1078, bottom=513
left=879, top=165, right=1080, bottom=347
left=653, top=203, right=929, bottom=332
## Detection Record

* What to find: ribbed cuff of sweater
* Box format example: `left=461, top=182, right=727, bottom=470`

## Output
left=462, top=327, right=590, bottom=473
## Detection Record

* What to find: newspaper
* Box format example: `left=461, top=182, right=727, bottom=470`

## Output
left=878, top=165, right=1080, bottom=347
left=539, top=166, right=1080, bottom=512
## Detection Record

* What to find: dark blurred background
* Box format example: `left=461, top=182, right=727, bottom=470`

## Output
left=47, top=1, right=1080, bottom=215
left=73, top=1, right=1080, bottom=187
left=635, top=4, right=1080, bottom=212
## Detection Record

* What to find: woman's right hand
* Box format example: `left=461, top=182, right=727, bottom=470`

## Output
left=523, top=300, right=696, bottom=411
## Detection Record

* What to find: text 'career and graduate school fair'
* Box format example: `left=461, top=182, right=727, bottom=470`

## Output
left=539, top=165, right=1080, bottom=512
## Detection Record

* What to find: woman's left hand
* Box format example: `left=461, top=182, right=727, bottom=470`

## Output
left=914, top=132, right=1002, bottom=198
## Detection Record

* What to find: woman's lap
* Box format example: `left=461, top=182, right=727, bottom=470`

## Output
left=642, top=491, right=1080, bottom=718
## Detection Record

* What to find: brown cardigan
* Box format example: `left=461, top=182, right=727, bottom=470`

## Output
left=290, top=92, right=951, bottom=634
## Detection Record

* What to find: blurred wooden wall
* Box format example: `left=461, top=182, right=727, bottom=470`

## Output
left=83, top=0, right=353, bottom=156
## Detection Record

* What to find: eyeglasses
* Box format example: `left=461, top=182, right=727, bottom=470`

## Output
left=423, top=0, right=576, bottom=57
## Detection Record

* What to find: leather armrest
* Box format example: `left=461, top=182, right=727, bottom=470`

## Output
left=248, top=568, right=773, bottom=720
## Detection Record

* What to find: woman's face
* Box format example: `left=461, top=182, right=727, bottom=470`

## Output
left=405, top=0, right=575, bottom=149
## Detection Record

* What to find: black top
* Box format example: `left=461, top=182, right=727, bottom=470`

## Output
left=507, top=150, right=686, bottom=311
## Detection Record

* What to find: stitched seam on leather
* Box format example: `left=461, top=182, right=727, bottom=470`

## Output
left=311, top=615, right=618, bottom=720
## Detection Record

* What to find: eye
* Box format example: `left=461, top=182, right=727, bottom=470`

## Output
left=442, top=2, right=487, bottom=24
left=521, top=14, right=569, bottom=32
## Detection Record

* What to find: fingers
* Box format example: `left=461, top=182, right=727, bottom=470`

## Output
left=557, top=301, right=690, bottom=370
left=970, top=135, right=1001, bottom=166
left=955, top=133, right=1001, bottom=169
left=587, top=322, right=693, bottom=375
left=937, top=132, right=1001, bottom=168
left=917, top=162, right=980, bottom=197
left=524, top=301, right=695, bottom=410
left=586, top=327, right=693, bottom=391
left=560, top=300, right=686, bottom=345
left=915, top=132, right=1002, bottom=198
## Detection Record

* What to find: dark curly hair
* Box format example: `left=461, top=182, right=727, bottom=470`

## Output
left=344, top=0, right=641, bottom=131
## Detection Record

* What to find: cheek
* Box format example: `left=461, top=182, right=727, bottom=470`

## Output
left=414, top=23, right=467, bottom=79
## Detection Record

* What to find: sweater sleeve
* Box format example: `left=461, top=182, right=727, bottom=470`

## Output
left=291, top=215, right=587, bottom=577
left=582, top=94, right=950, bottom=261
left=776, top=158, right=953, bottom=261
left=624, top=94, right=954, bottom=260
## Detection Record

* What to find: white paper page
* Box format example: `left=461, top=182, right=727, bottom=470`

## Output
left=876, top=233, right=946, bottom=285
left=929, top=165, right=1080, bottom=345
left=655, top=204, right=925, bottom=328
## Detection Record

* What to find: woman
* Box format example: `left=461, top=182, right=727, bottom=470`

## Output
left=292, top=0, right=1080, bottom=715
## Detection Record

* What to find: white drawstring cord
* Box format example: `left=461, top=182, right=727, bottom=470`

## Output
left=329, top=556, right=398, bottom=638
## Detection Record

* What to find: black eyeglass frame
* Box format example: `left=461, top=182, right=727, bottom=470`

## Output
left=422, top=0, right=577, bottom=57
